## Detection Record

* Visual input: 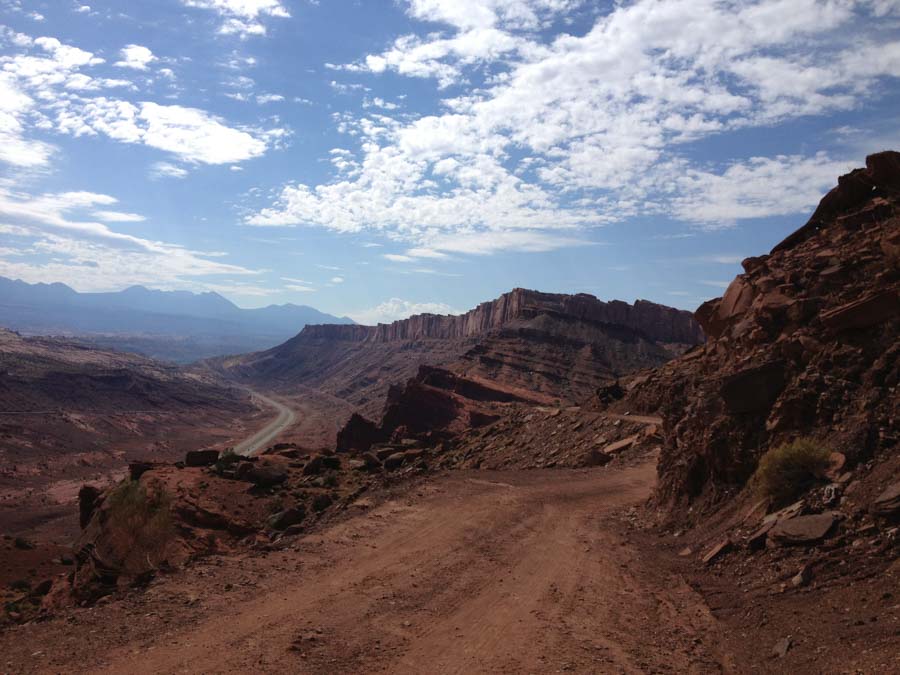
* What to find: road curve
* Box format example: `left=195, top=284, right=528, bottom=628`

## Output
left=233, top=390, right=296, bottom=456
left=33, top=459, right=732, bottom=673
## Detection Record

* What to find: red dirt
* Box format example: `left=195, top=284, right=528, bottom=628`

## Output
left=0, top=457, right=738, bottom=674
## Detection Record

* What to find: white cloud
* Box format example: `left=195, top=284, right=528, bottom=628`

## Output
left=256, top=93, right=284, bottom=104
left=149, top=161, right=188, bottom=179
left=384, top=253, right=414, bottom=262
left=248, top=0, right=900, bottom=257
left=0, top=31, right=285, bottom=168
left=669, top=153, right=856, bottom=228
left=0, top=72, right=55, bottom=167
left=182, top=0, right=290, bottom=37
left=330, top=276, right=344, bottom=283
left=93, top=210, right=146, bottom=222
left=56, top=99, right=281, bottom=164
left=0, top=185, right=260, bottom=292
left=114, top=44, right=156, bottom=71
left=285, top=283, right=315, bottom=292
left=703, top=255, right=745, bottom=265
left=349, top=297, right=460, bottom=325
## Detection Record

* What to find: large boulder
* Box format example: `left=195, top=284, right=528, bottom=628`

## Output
left=236, top=461, right=288, bottom=487
left=185, top=449, right=220, bottom=467
left=336, top=413, right=385, bottom=453
left=383, top=452, right=407, bottom=471
left=268, top=506, right=306, bottom=531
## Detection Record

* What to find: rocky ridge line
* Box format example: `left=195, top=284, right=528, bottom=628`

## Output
left=298, top=289, right=704, bottom=346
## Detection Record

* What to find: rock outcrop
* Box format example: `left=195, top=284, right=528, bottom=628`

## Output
left=298, top=289, right=703, bottom=345
left=334, top=366, right=530, bottom=454
left=639, top=151, right=900, bottom=517
left=214, top=291, right=703, bottom=421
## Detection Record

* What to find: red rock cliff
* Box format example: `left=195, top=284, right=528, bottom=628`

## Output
left=299, top=289, right=704, bottom=345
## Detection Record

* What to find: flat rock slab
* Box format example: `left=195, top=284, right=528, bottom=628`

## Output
left=762, top=500, right=804, bottom=527
left=872, top=481, right=900, bottom=517
left=770, top=513, right=836, bottom=546
left=602, top=435, right=639, bottom=455
left=701, top=539, right=732, bottom=564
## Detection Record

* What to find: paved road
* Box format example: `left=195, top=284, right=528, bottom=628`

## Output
left=232, top=390, right=296, bottom=456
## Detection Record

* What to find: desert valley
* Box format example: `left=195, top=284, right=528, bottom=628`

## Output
left=3, top=0, right=900, bottom=671
left=1, top=154, right=898, bottom=673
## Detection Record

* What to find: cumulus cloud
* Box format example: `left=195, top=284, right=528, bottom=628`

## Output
left=0, top=31, right=285, bottom=168
left=114, top=44, right=156, bottom=70
left=248, top=0, right=900, bottom=255
left=182, top=0, right=290, bottom=37
left=349, top=297, right=460, bottom=325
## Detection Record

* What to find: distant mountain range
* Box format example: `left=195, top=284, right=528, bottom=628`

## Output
left=0, top=276, right=354, bottom=362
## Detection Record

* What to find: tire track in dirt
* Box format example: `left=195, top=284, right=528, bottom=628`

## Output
left=1, top=460, right=734, bottom=674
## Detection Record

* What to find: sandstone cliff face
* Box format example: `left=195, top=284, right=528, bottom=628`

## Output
left=299, top=289, right=703, bottom=346
left=216, top=290, right=704, bottom=420
left=638, top=151, right=900, bottom=518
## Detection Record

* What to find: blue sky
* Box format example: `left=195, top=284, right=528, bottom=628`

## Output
left=0, top=0, right=898, bottom=324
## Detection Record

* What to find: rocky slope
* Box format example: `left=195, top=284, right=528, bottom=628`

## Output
left=0, top=329, right=258, bottom=534
left=7, top=155, right=900, bottom=673
left=213, top=289, right=702, bottom=419
left=621, top=150, right=900, bottom=519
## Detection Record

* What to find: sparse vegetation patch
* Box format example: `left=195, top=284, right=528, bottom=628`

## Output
left=753, top=438, right=832, bottom=506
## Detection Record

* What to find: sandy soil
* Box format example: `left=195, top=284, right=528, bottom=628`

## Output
left=0, top=458, right=736, bottom=674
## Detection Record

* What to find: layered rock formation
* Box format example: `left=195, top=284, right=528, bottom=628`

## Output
left=633, top=151, right=900, bottom=517
left=299, top=289, right=703, bottom=345
left=213, top=290, right=703, bottom=420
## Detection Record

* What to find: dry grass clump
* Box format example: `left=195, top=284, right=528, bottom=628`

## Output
left=754, top=438, right=831, bottom=506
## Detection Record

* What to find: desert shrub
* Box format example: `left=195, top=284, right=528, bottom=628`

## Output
left=753, top=438, right=831, bottom=506
left=102, top=479, right=174, bottom=573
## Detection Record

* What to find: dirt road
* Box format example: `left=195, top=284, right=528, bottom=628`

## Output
left=1, top=458, right=734, bottom=673
left=233, top=390, right=296, bottom=456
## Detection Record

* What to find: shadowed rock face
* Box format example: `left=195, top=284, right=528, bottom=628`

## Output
left=299, top=289, right=704, bottom=345
left=637, top=151, right=900, bottom=518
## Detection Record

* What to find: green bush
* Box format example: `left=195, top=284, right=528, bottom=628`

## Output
left=753, top=438, right=831, bottom=506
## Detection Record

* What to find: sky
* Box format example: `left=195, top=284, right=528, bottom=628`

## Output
left=0, top=0, right=898, bottom=324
